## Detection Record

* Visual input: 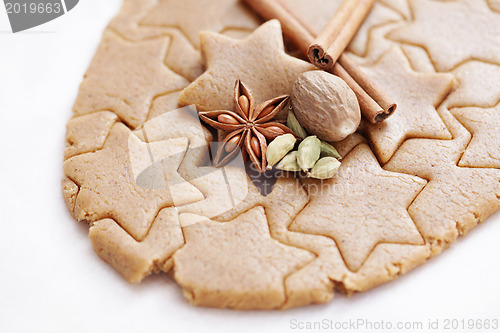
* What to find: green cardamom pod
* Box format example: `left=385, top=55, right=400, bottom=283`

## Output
left=266, top=133, right=296, bottom=168
left=308, top=157, right=341, bottom=179
left=297, top=135, right=321, bottom=172
left=287, top=109, right=308, bottom=139
left=276, top=151, right=301, bottom=172
left=320, top=141, right=342, bottom=160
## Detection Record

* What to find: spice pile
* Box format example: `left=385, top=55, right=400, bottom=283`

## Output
left=199, top=0, right=394, bottom=180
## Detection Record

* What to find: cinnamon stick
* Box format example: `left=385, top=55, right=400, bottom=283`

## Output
left=244, top=0, right=313, bottom=59
left=243, top=0, right=396, bottom=123
left=308, top=0, right=375, bottom=70
left=337, top=55, right=396, bottom=121
left=280, top=0, right=396, bottom=121
left=330, top=63, right=383, bottom=120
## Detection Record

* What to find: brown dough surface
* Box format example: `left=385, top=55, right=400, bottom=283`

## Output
left=63, top=0, right=500, bottom=309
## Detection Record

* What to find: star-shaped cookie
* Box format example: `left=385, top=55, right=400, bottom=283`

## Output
left=290, top=144, right=426, bottom=272
left=389, top=0, right=500, bottom=72
left=64, top=123, right=203, bottom=241
left=173, top=207, right=314, bottom=309
left=178, top=20, right=314, bottom=111
left=361, top=47, right=454, bottom=164
left=89, top=207, right=184, bottom=283
left=73, top=32, right=188, bottom=128
left=140, top=0, right=259, bottom=48
left=385, top=107, right=500, bottom=255
left=64, top=111, right=118, bottom=159
left=451, top=105, right=500, bottom=168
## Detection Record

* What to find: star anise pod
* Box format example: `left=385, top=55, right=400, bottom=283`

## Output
left=199, top=80, right=296, bottom=172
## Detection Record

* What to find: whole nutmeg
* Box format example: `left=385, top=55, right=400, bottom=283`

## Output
left=291, top=70, right=361, bottom=142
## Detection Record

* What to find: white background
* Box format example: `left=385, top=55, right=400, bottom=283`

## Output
left=0, top=1, right=499, bottom=332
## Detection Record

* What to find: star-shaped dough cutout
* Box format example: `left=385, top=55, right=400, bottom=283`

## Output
left=108, top=0, right=166, bottom=40
left=290, top=144, right=426, bottom=272
left=447, top=61, right=500, bottom=108
left=140, top=0, right=259, bottom=48
left=348, top=2, right=403, bottom=57
left=138, top=106, right=252, bottom=221
left=178, top=20, right=315, bottom=111
left=139, top=106, right=301, bottom=228
left=173, top=207, right=314, bottom=309
left=379, top=0, right=411, bottom=19
left=64, top=123, right=203, bottom=241
left=349, top=22, right=404, bottom=66
left=451, top=105, right=500, bottom=168
left=108, top=0, right=206, bottom=81
left=361, top=47, right=454, bottom=164
left=385, top=107, right=500, bottom=255
left=73, top=32, right=188, bottom=128
left=389, top=0, right=500, bottom=72
left=64, top=111, right=118, bottom=160
left=89, top=207, right=184, bottom=283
